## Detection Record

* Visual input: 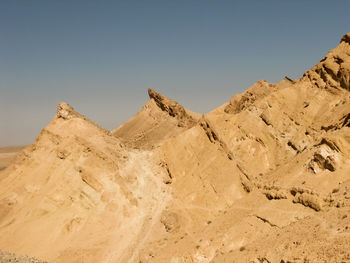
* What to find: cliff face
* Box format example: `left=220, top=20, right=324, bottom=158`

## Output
left=1, top=33, right=350, bottom=263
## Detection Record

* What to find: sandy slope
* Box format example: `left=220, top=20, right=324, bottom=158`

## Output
left=1, top=33, right=350, bottom=263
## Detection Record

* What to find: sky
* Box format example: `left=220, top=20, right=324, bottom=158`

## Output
left=1, top=0, right=350, bottom=146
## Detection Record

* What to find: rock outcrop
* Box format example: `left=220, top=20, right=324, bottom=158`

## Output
left=56, top=102, right=79, bottom=120
left=147, top=88, right=197, bottom=126
left=304, top=33, right=350, bottom=91
left=224, top=80, right=275, bottom=114
left=112, top=88, right=199, bottom=149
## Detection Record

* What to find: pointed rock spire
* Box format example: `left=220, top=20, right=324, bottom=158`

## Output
left=340, top=33, right=350, bottom=44
left=148, top=88, right=183, bottom=117
left=57, top=102, right=80, bottom=120
left=56, top=102, right=109, bottom=134
left=147, top=88, right=197, bottom=126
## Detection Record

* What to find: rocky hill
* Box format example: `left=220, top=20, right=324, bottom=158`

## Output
left=1, top=33, right=350, bottom=263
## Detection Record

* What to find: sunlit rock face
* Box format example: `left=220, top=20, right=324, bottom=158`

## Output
left=1, top=33, right=350, bottom=263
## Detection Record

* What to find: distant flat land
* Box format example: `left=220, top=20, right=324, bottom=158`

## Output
left=0, top=146, right=25, bottom=171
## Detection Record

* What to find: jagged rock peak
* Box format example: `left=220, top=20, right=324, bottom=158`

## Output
left=340, top=33, right=350, bottom=44
left=56, top=102, right=109, bottom=134
left=147, top=88, right=180, bottom=117
left=147, top=88, right=196, bottom=126
left=303, top=32, right=350, bottom=91
left=57, top=102, right=80, bottom=120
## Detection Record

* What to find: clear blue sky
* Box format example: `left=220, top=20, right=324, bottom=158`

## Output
left=1, top=0, right=349, bottom=146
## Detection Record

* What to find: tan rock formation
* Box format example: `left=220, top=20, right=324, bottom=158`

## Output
left=1, top=33, right=350, bottom=263
left=112, top=88, right=200, bottom=149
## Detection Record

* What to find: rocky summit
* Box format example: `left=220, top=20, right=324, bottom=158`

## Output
left=1, top=33, right=350, bottom=263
